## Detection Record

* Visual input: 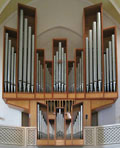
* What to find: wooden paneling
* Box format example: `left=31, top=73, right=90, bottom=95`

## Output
left=29, top=101, right=37, bottom=127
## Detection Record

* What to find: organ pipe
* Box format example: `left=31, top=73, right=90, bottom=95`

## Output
left=4, top=33, right=8, bottom=92
left=89, top=30, right=93, bottom=92
left=31, top=34, right=35, bottom=93
left=112, top=34, right=116, bottom=92
left=8, top=40, right=11, bottom=92
left=14, top=53, right=16, bottom=92
left=86, top=37, right=89, bottom=92
left=104, top=53, right=107, bottom=92
left=36, top=53, right=39, bottom=92
left=106, top=48, right=110, bottom=92
left=93, top=21, right=97, bottom=92
left=97, top=12, right=102, bottom=92
left=27, top=26, right=32, bottom=92
left=18, top=9, right=24, bottom=92
left=23, top=18, right=28, bottom=92
left=109, top=41, right=113, bottom=92
left=11, top=47, right=14, bottom=92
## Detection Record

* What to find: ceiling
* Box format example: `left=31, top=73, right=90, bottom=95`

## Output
left=0, top=0, right=120, bottom=25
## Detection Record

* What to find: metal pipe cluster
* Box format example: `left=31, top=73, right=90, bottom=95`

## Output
left=68, top=63, right=75, bottom=92
left=18, top=9, right=35, bottom=93
left=56, top=109, right=64, bottom=138
left=37, top=104, right=48, bottom=139
left=104, top=34, right=116, bottom=92
left=45, top=64, right=52, bottom=92
left=4, top=33, right=16, bottom=93
left=86, top=12, right=102, bottom=92
left=73, top=104, right=83, bottom=139
left=49, top=121, right=54, bottom=139
left=76, top=51, right=84, bottom=92
left=54, top=42, right=66, bottom=92
left=66, top=122, right=71, bottom=139
left=36, top=53, right=44, bottom=92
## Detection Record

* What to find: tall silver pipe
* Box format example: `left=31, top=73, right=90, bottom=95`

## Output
left=36, top=53, right=39, bottom=92
left=31, top=34, right=35, bottom=93
left=81, top=51, right=84, bottom=92
left=11, top=47, right=14, bottom=92
left=97, top=12, right=102, bottom=92
left=45, top=64, right=47, bottom=92
left=38, top=60, right=41, bottom=92
left=89, top=30, right=93, bottom=92
left=4, top=33, right=8, bottom=92
left=112, top=34, right=116, bottom=92
left=93, top=21, right=97, bottom=92
left=18, top=9, right=24, bottom=92
left=61, top=48, right=64, bottom=92
left=37, top=104, right=40, bottom=139
left=64, top=53, right=66, bottom=92
left=23, top=18, right=28, bottom=92
left=40, top=64, right=43, bottom=92
left=54, top=55, right=56, bottom=91
left=78, top=63, right=80, bottom=92
left=58, top=42, right=62, bottom=92
left=14, top=53, right=16, bottom=92
left=104, top=53, right=107, bottom=92
left=86, top=37, right=89, bottom=92
left=8, top=40, right=12, bottom=92
left=109, top=41, right=113, bottom=92
left=79, top=58, right=82, bottom=92
left=106, top=48, right=109, bottom=92
left=72, top=63, right=75, bottom=92
left=80, top=105, right=83, bottom=138
left=56, top=51, right=59, bottom=91
left=27, top=26, right=32, bottom=92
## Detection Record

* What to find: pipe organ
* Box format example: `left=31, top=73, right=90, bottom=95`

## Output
left=2, top=2, right=118, bottom=147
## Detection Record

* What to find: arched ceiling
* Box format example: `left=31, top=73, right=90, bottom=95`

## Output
left=0, top=0, right=120, bottom=25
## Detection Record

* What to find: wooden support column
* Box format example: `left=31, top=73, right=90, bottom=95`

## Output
left=83, top=100, right=91, bottom=126
left=29, top=101, right=37, bottom=127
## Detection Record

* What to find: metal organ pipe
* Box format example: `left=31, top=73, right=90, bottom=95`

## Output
left=18, top=9, right=24, bottom=92
left=8, top=40, right=12, bottom=92
left=4, top=33, right=8, bottom=92
left=56, top=51, right=59, bottom=92
left=64, top=53, right=66, bottom=92
left=11, top=47, right=14, bottom=92
left=89, top=30, right=93, bottom=92
left=36, top=53, right=39, bottom=92
left=61, top=48, right=64, bottom=92
left=54, top=55, right=56, bottom=91
left=93, top=21, right=97, bottom=92
left=31, top=34, right=35, bottom=93
left=97, top=12, right=102, bottom=92
left=14, top=53, right=16, bottom=92
left=81, top=51, right=84, bottom=92
left=104, top=53, right=107, bottom=92
left=38, top=60, right=41, bottom=92
left=23, top=18, right=28, bottom=92
left=112, top=34, right=116, bottom=92
left=106, top=48, right=110, bottom=92
left=109, top=41, right=113, bottom=92
left=27, top=26, right=32, bottom=92
left=86, top=37, right=89, bottom=92
left=58, top=42, right=62, bottom=92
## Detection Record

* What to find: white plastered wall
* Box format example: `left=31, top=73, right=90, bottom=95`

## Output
left=0, top=0, right=120, bottom=126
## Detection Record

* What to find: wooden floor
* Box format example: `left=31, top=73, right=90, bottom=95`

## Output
left=0, top=144, right=120, bottom=148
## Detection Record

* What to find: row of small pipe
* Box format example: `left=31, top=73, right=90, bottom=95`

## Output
left=73, top=105, right=83, bottom=139
left=36, top=53, right=44, bottom=92
left=37, top=104, right=48, bottom=139
left=76, top=51, right=84, bottom=92
left=4, top=33, right=16, bottom=92
left=86, top=12, right=102, bottom=92
left=18, top=9, right=35, bottom=93
left=104, top=34, right=116, bottom=92
left=54, top=42, right=66, bottom=92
